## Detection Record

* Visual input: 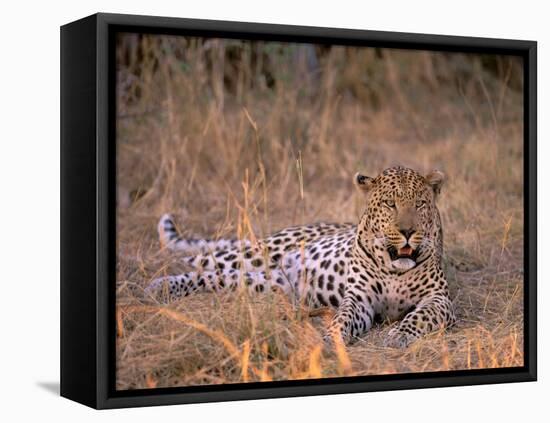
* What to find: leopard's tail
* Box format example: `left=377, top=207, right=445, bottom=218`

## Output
left=158, top=214, right=182, bottom=250
left=158, top=213, right=249, bottom=254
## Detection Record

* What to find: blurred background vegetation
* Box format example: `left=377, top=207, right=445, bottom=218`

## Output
left=115, top=34, right=523, bottom=220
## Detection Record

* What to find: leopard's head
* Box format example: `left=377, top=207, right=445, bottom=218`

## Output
left=355, top=166, right=444, bottom=272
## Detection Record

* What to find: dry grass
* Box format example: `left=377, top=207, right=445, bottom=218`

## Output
left=115, top=34, right=524, bottom=390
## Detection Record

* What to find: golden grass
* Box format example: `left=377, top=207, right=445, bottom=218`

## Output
left=115, top=35, right=524, bottom=390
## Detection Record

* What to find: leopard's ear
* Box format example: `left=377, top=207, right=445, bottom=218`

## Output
left=354, top=172, right=375, bottom=193
left=425, top=170, right=445, bottom=196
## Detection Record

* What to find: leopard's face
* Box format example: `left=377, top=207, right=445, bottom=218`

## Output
left=355, top=166, right=444, bottom=272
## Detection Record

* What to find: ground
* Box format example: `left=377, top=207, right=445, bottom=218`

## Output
left=114, top=37, right=524, bottom=389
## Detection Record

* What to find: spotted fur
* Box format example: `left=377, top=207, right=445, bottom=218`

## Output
left=146, top=166, right=455, bottom=348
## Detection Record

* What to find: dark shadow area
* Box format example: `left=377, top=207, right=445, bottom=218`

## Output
left=36, top=381, right=60, bottom=396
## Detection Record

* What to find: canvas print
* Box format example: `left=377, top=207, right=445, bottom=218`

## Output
left=115, top=32, right=524, bottom=390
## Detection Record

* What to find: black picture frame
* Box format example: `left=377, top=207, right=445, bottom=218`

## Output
left=60, top=12, right=537, bottom=409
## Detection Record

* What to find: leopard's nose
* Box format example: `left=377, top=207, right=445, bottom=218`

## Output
left=399, top=228, right=415, bottom=240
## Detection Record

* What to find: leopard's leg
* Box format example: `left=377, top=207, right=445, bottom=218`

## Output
left=172, top=236, right=300, bottom=279
left=384, top=291, right=455, bottom=348
left=145, top=267, right=294, bottom=302
left=323, top=285, right=377, bottom=345
left=158, top=214, right=250, bottom=254
left=177, top=244, right=275, bottom=272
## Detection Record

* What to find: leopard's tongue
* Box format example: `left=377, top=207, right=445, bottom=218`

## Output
left=398, top=246, right=413, bottom=257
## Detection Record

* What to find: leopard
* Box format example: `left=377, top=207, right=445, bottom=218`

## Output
left=145, top=166, right=455, bottom=348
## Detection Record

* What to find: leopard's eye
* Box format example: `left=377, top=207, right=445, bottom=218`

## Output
left=384, top=199, right=395, bottom=208
left=416, top=200, right=426, bottom=209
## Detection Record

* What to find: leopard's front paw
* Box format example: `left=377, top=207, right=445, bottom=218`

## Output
left=383, top=327, right=418, bottom=349
left=322, top=324, right=349, bottom=351
left=322, top=330, right=340, bottom=350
